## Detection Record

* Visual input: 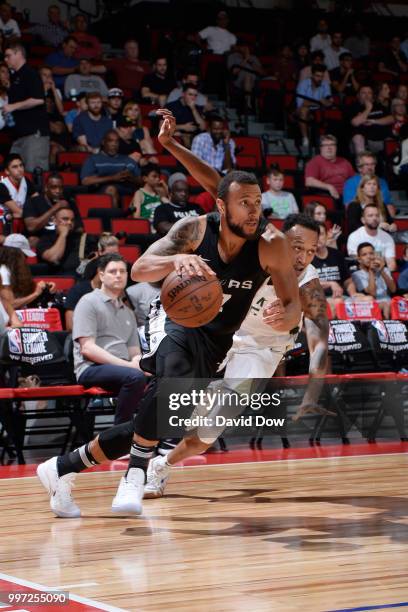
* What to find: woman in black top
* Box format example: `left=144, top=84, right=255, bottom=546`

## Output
left=347, top=174, right=396, bottom=234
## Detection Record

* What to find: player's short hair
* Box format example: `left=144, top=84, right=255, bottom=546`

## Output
left=97, top=253, right=126, bottom=271
left=217, top=170, right=259, bottom=202
left=282, top=213, right=320, bottom=236
left=357, top=242, right=374, bottom=255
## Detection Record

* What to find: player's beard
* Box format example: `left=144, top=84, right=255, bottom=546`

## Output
left=225, top=210, right=261, bottom=240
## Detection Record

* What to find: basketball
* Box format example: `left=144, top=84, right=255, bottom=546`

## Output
left=161, top=269, right=223, bottom=328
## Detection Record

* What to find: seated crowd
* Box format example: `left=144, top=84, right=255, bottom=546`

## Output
left=0, top=3, right=407, bottom=422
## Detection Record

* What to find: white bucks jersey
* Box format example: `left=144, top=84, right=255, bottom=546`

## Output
left=232, top=264, right=318, bottom=350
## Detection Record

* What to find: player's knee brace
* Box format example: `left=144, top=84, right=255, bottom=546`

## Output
left=98, top=421, right=134, bottom=459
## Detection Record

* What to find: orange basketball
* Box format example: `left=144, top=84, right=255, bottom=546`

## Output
left=161, top=269, right=223, bottom=328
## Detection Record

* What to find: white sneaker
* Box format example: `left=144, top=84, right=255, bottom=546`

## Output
left=144, top=455, right=171, bottom=499
left=36, top=457, right=81, bottom=519
left=111, top=468, right=144, bottom=515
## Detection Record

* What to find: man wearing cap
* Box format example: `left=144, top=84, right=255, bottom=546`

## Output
left=152, top=173, right=204, bottom=236
left=115, top=115, right=142, bottom=163
left=106, top=88, right=124, bottom=124
left=64, top=57, right=109, bottom=99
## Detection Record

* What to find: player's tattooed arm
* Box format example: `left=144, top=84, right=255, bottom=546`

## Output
left=293, top=278, right=334, bottom=421
left=157, top=109, right=220, bottom=198
left=131, top=216, right=214, bottom=282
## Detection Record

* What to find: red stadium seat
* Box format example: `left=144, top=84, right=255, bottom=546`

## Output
left=122, top=195, right=133, bottom=211
left=335, top=300, right=382, bottom=321
left=384, top=139, right=399, bottom=157
left=76, top=194, right=112, bottom=217
left=302, top=194, right=336, bottom=212
left=118, top=245, right=141, bottom=263
left=111, top=219, right=151, bottom=234
left=34, top=277, right=76, bottom=292
left=63, top=100, right=76, bottom=112
left=189, top=191, right=215, bottom=213
left=58, top=151, right=90, bottom=168
left=236, top=155, right=258, bottom=169
left=326, top=302, right=333, bottom=319
left=83, top=218, right=103, bottom=234
left=156, top=154, right=177, bottom=168
left=395, top=219, right=408, bottom=231
left=390, top=296, right=408, bottom=321
left=200, top=54, right=226, bottom=82
left=234, top=137, right=263, bottom=167
left=396, top=243, right=406, bottom=259
left=265, top=155, right=297, bottom=172
left=43, top=171, right=79, bottom=186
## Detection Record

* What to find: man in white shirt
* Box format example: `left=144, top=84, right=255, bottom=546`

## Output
left=310, top=19, right=331, bottom=52
left=0, top=3, right=20, bottom=39
left=347, top=204, right=396, bottom=271
left=324, top=31, right=349, bottom=71
left=199, top=11, right=236, bottom=55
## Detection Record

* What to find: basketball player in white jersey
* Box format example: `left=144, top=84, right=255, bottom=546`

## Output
left=144, top=213, right=331, bottom=498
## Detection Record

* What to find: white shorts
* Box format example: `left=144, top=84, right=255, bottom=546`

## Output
left=223, top=336, right=296, bottom=380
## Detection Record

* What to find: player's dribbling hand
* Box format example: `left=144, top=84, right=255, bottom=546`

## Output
left=174, top=254, right=216, bottom=278
left=262, top=298, right=286, bottom=331
left=157, top=109, right=177, bottom=146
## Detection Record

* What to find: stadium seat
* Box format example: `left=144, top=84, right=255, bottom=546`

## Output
left=156, top=154, right=177, bottom=168
left=390, top=296, right=408, bottom=320
left=118, top=245, right=141, bottom=263
left=34, top=277, right=76, bottom=292
left=76, top=194, right=112, bottom=217
left=83, top=218, right=103, bottom=234
left=189, top=191, right=215, bottom=213
left=112, top=219, right=151, bottom=234
left=57, top=151, right=90, bottom=168
left=234, top=137, right=263, bottom=167
left=335, top=300, right=382, bottom=321
left=265, top=154, right=297, bottom=172
left=395, top=219, right=408, bottom=231
left=43, top=171, right=79, bottom=186
left=236, top=155, right=258, bottom=169
left=396, top=244, right=406, bottom=259
left=301, top=194, right=336, bottom=212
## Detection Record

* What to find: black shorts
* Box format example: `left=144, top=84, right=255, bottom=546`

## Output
left=134, top=322, right=232, bottom=440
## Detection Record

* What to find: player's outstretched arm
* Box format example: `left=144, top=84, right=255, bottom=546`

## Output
left=293, top=278, right=334, bottom=421
left=259, top=234, right=302, bottom=332
left=157, top=109, right=220, bottom=199
left=131, top=215, right=214, bottom=282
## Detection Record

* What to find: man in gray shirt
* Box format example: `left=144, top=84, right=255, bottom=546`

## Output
left=73, top=253, right=145, bottom=424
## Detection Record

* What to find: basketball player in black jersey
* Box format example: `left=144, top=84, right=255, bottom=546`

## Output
left=37, top=110, right=301, bottom=518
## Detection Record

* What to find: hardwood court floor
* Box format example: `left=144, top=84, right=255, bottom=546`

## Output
left=1, top=453, right=408, bottom=612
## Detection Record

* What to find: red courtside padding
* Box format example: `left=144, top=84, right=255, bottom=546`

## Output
left=15, top=308, right=63, bottom=331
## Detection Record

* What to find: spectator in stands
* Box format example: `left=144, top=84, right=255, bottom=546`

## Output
left=298, top=50, right=330, bottom=83
left=344, top=22, right=370, bottom=59
left=270, top=44, right=296, bottom=82
left=167, top=83, right=206, bottom=147
left=198, top=10, right=237, bottom=55
left=105, top=88, right=123, bottom=124
left=72, top=14, right=102, bottom=60
left=40, top=65, right=63, bottom=114
left=64, top=91, right=87, bottom=132
left=397, top=84, right=408, bottom=103
left=377, top=82, right=392, bottom=113
left=378, top=36, right=407, bottom=77
left=115, top=115, right=142, bottom=163
left=324, top=31, right=349, bottom=71
left=4, top=42, right=50, bottom=172
left=310, top=18, right=331, bottom=53
left=0, top=61, right=10, bottom=88
left=296, top=65, right=333, bottom=150
left=348, top=85, right=393, bottom=155
left=132, top=163, right=168, bottom=223
left=64, top=57, right=109, bottom=99
left=110, top=39, right=149, bottom=94
left=72, top=253, right=145, bottom=424
left=398, top=246, right=408, bottom=293
left=0, top=154, right=37, bottom=222
left=343, top=151, right=394, bottom=213
left=391, top=97, right=407, bottom=137
left=0, top=287, right=21, bottom=328
left=0, top=3, right=20, bottom=39
left=23, top=172, right=82, bottom=241
left=294, top=43, right=310, bottom=74
left=40, top=65, right=68, bottom=166
left=121, top=101, right=157, bottom=159
left=167, top=70, right=211, bottom=111
left=228, top=42, right=264, bottom=111
left=303, top=200, right=341, bottom=248
left=352, top=242, right=396, bottom=318
left=305, top=134, right=354, bottom=200
left=261, top=167, right=298, bottom=219
left=312, top=222, right=364, bottom=310
left=45, top=36, right=79, bottom=89
left=141, top=57, right=176, bottom=107
left=72, top=92, right=113, bottom=152
left=191, top=115, right=236, bottom=173
left=36, top=206, right=82, bottom=274
left=346, top=175, right=397, bottom=235
left=347, top=204, right=397, bottom=271
left=64, top=233, right=119, bottom=330
left=330, top=52, right=359, bottom=97
left=26, top=4, right=68, bottom=48
left=0, top=242, right=57, bottom=309
left=153, top=173, right=204, bottom=236
left=80, top=130, right=141, bottom=208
